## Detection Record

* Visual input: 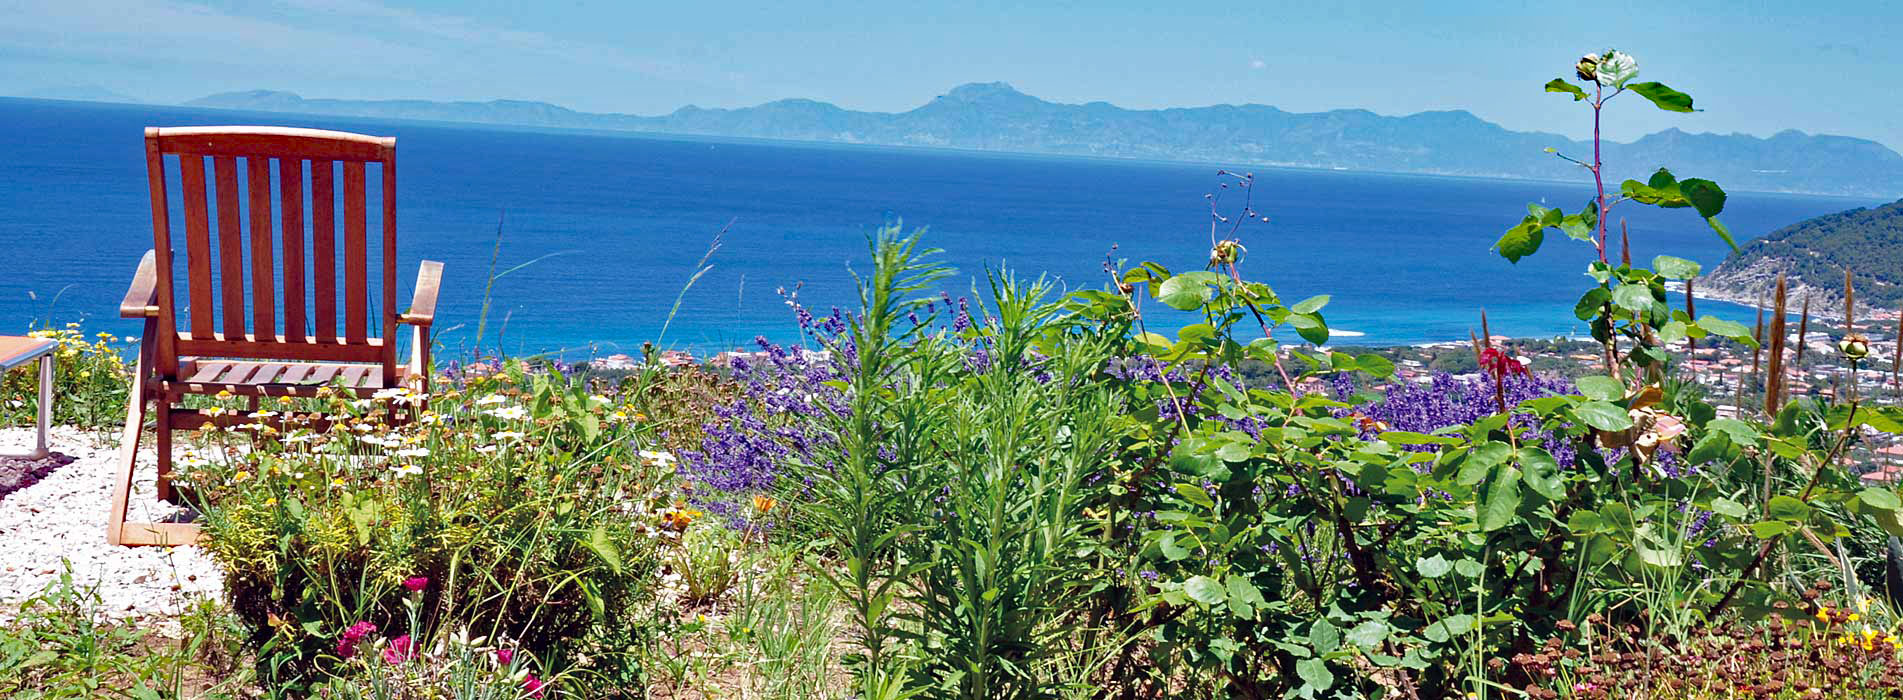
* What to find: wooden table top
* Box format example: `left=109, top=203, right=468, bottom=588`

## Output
left=0, top=336, right=57, bottom=371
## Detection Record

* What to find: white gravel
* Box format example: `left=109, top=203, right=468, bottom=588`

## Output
left=0, top=426, right=224, bottom=621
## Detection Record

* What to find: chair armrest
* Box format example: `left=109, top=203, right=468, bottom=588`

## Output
left=119, top=250, right=159, bottom=318
left=397, top=260, right=443, bottom=326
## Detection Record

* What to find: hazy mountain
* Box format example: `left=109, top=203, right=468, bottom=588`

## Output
left=186, top=83, right=1903, bottom=198
left=19, top=84, right=142, bottom=103
left=1702, top=198, right=1903, bottom=314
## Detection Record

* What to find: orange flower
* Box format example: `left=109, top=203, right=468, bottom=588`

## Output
left=752, top=494, right=777, bottom=514
left=660, top=503, right=703, bottom=531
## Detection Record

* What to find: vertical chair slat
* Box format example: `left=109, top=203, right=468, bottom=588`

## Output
left=380, top=155, right=397, bottom=383
left=142, top=132, right=179, bottom=377
left=177, top=156, right=214, bottom=339
left=343, top=161, right=368, bottom=343
left=211, top=156, right=246, bottom=339
left=312, top=160, right=337, bottom=342
left=279, top=159, right=307, bottom=342
left=246, top=157, right=275, bottom=339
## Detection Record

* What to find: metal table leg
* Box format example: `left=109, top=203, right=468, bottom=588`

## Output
left=32, top=353, right=50, bottom=459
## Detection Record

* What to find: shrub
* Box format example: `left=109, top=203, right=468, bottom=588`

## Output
left=0, top=325, right=132, bottom=432
left=183, top=363, right=665, bottom=689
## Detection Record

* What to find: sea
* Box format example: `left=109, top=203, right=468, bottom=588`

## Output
left=0, top=97, right=1881, bottom=360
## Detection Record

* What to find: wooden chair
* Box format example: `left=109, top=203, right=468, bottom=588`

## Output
left=109, top=127, right=443, bottom=546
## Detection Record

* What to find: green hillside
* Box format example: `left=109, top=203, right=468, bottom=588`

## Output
left=1707, top=197, right=1903, bottom=307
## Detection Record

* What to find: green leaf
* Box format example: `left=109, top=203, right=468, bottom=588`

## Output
left=1157, top=271, right=1221, bottom=311
left=1480, top=466, right=1524, bottom=532
left=1227, top=575, right=1266, bottom=616
left=1630, top=81, right=1695, bottom=112
left=1545, top=78, right=1588, bottom=101
left=1707, top=216, right=1738, bottom=250
left=1652, top=255, right=1702, bottom=279
left=1711, top=497, right=1749, bottom=519
left=1288, top=312, right=1330, bottom=345
left=1417, top=554, right=1453, bottom=578
left=1860, top=488, right=1903, bottom=511
left=1657, top=320, right=1689, bottom=344
left=1520, top=447, right=1566, bottom=500
left=1575, top=287, right=1611, bottom=321
left=1158, top=531, right=1192, bottom=561
left=1751, top=520, right=1793, bottom=539
left=1495, top=220, right=1544, bottom=263
left=1767, top=495, right=1811, bottom=522
left=1707, top=417, right=1760, bottom=444
left=1575, top=375, right=1625, bottom=401
left=1870, top=508, right=1903, bottom=539
left=1680, top=179, right=1727, bottom=218
left=1380, top=430, right=1463, bottom=446
left=1184, top=575, right=1226, bottom=605
left=1685, top=431, right=1733, bottom=466
left=1174, top=482, right=1215, bottom=509
left=1291, top=294, right=1330, bottom=314
left=1347, top=620, right=1389, bottom=649
left=1310, top=620, right=1342, bottom=654
left=1612, top=284, right=1655, bottom=313
left=586, top=525, right=624, bottom=574
left=1697, top=316, right=1754, bottom=345
left=1459, top=442, right=1514, bottom=486
left=1574, top=401, right=1635, bottom=431
left=1295, top=658, right=1335, bottom=691
left=1355, top=353, right=1395, bottom=378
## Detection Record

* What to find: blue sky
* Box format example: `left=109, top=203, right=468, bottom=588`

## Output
left=4, top=0, right=1899, bottom=149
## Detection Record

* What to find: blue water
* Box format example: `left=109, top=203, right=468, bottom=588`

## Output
left=0, top=97, right=1880, bottom=358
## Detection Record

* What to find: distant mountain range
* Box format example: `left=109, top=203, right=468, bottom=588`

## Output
left=1703, top=198, right=1903, bottom=314
left=183, top=82, right=1903, bottom=198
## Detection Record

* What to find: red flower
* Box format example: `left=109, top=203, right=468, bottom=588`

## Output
left=1478, top=347, right=1528, bottom=379
left=494, top=648, right=514, bottom=666
left=523, top=674, right=546, bottom=698
left=336, top=621, right=377, bottom=659
left=382, top=634, right=416, bottom=664
left=402, top=576, right=429, bottom=593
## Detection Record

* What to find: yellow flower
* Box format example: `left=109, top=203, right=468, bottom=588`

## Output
left=1850, top=613, right=1862, bottom=622
left=234, top=470, right=252, bottom=483
left=1817, top=605, right=1832, bottom=624
left=264, top=497, right=277, bottom=506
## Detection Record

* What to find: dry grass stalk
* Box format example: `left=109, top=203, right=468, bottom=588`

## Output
left=1765, top=274, right=1788, bottom=416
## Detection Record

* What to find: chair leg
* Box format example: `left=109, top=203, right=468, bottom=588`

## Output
left=106, top=361, right=149, bottom=547
left=154, top=401, right=173, bottom=504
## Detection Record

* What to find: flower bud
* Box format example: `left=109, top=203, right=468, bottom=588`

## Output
left=1209, top=239, right=1247, bottom=267
left=1839, top=333, right=1871, bottom=360
left=1575, top=53, right=1600, bottom=83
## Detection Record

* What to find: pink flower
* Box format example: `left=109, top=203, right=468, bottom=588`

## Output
left=402, top=576, right=429, bottom=592
left=523, top=674, right=545, bottom=698
left=493, top=648, right=514, bottom=666
left=382, top=634, right=416, bottom=664
left=336, top=621, right=377, bottom=659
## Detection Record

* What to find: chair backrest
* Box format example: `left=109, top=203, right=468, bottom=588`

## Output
left=142, top=126, right=398, bottom=377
